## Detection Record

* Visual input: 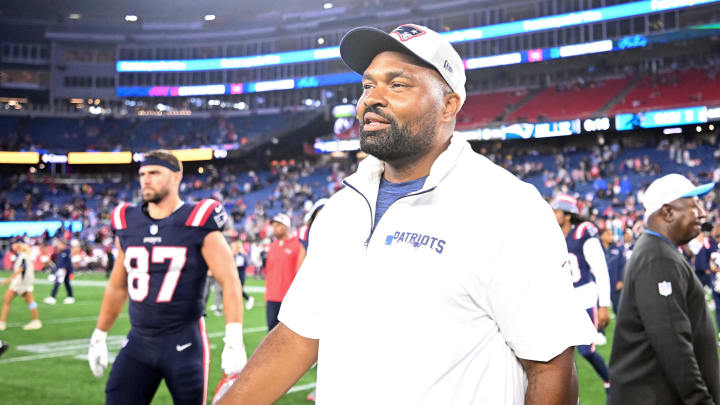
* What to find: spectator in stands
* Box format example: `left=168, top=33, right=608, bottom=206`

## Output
left=609, top=174, right=719, bottom=404
left=221, top=23, right=596, bottom=404
left=263, top=213, right=304, bottom=331
left=44, top=238, right=75, bottom=305
left=0, top=240, right=42, bottom=330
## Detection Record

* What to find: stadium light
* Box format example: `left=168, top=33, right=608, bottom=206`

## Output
left=317, top=37, right=325, bottom=45
left=68, top=13, right=81, bottom=19
left=125, top=15, right=138, bottom=22
left=323, top=3, right=333, bottom=9
left=204, top=14, right=216, bottom=21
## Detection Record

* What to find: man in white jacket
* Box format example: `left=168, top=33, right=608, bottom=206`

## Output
left=219, top=23, right=596, bottom=405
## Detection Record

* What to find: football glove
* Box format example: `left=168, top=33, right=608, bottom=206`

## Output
left=221, top=322, right=247, bottom=375
left=88, top=328, right=108, bottom=377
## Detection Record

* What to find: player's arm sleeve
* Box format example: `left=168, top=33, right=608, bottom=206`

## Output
left=584, top=237, right=612, bottom=307
left=482, top=197, right=597, bottom=362
left=634, top=259, right=715, bottom=404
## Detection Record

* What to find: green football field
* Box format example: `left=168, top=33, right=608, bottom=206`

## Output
left=0, top=270, right=620, bottom=404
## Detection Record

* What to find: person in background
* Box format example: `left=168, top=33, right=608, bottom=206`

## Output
left=0, top=240, right=42, bottom=330
left=552, top=193, right=612, bottom=393
left=87, top=150, right=247, bottom=404
left=600, top=225, right=627, bottom=314
left=263, top=213, right=305, bottom=331
left=696, top=221, right=720, bottom=337
left=0, top=340, right=8, bottom=357
left=232, top=235, right=255, bottom=311
left=44, top=238, right=75, bottom=305
left=609, top=174, right=719, bottom=404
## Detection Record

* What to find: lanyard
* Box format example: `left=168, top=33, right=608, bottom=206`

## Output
left=644, top=229, right=675, bottom=249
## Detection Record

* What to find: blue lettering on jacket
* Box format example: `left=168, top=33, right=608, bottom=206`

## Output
left=385, top=231, right=445, bottom=254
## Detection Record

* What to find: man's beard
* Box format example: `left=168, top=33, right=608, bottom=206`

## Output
left=142, top=187, right=169, bottom=204
left=359, top=107, right=437, bottom=163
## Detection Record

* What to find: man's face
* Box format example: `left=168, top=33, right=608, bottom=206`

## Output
left=623, top=230, right=634, bottom=245
left=600, top=228, right=613, bottom=245
left=553, top=209, right=569, bottom=227
left=272, top=222, right=287, bottom=239
left=357, top=51, right=446, bottom=163
left=667, top=196, right=706, bottom=245
left=712, top=225, right=720, bottom=241
left=139, top=165, right=176, bottom=204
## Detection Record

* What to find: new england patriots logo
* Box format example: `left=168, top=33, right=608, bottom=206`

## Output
left=391, top=25, right=426, bottom=41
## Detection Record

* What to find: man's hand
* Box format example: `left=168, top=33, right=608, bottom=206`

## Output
left=598, top=306, right=610, bottom=330
left=615, top=281, right=623, bottom=290
left=88, top=328, right=108, bottom=377
left=222, top=323, right=247, bottom=375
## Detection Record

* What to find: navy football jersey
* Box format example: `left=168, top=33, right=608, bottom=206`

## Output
left=55, top=248, right=73, bottom=273
left=695, top=236, right=718, bottom=273
left=565, top=222, right=599, bottom=288
left=112, top=198, right=228, bottom=334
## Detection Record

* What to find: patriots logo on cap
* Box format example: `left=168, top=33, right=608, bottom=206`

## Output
left=392, top=25, right=426, bottom=41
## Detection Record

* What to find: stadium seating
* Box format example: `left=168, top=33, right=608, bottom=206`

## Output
left=610, top=69, right=720, bottom=114
left=456, top=90, right=529, bottom=129
left=506, top=78, right=630, bottom=122
left=0, top=111, right=320, bottom=152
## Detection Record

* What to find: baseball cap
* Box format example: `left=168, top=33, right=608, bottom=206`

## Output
left=271, top=213, right=291, bottom=228
left=339, top=24, right=466, bottom=107
left=642, top=173, right=714, bottom=222
left=303, top=198, right=328, bottom=223
left=551, top=193, right=579, bottom=215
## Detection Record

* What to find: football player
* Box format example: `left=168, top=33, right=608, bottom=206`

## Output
left=43, top=238, right=75, bottom=305
left=0, top=240, right=41, bottom=331
left=695, top=222, right=720, bottom=337
left=552, top=194, right=611, bottom=392
left=88, top=150, right=247, bottom=405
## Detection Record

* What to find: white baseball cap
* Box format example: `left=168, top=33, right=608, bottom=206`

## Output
left=340, top=24, right=466, bottom=107
left=271, top=213, right=291, bottom=228
left=642, top=174, right=714, bottom=222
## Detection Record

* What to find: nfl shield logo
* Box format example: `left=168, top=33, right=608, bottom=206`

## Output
left=658, top=281, right=672, bottom=296
left=150, top=224, right=158, bottom=235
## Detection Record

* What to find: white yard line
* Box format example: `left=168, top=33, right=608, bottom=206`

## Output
left=0, top=277, right=266, bottom=293
left=287, top=382, right=316, bottom=393
left=0, top=326, right=268, bottom=364
left=7, top=314, right=128, bottom=328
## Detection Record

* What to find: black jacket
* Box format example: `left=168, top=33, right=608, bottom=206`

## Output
left=609, top=232, right=720, bottom=405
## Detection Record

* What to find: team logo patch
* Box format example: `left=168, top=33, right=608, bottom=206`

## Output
left=149, top=224, right=158, bottom=235
left=658, top=281, right=672, bottom=296
left=214, top=211, right=228, bottom=228
left=443, top=60, right=453, bottom=73
left=391, top=25, right=426, bottom=41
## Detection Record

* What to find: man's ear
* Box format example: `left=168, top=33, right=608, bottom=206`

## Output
left=441, top=92, right=461, bottom=123
left=660, top=204, right=674, bottom=222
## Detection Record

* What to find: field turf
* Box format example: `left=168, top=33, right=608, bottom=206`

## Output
left=0, top=270, right=632, bottom=404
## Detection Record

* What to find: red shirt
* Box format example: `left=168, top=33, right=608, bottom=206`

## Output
left=265, top=236, right=304, bottom=302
